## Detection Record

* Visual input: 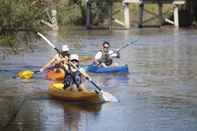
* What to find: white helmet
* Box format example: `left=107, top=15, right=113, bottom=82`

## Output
left=62, top=45, right=69, bottom=52
left=70, top=54, right=79, bottom=61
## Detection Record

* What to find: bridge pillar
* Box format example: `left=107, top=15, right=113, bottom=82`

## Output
left=123, top=3, right=130, bottom=29
left=109, top=3, right=113, bottom=30
left=163, top=1, right=186, bottom=28
left=158, top=2, right=164, bottom=25
left=173, top=1, right=185, bottom=27
left=86, top=0, right=91, bottom=29
left=173, top=4, right=179, bottom=27
left=138, top=2, right=144, bottom=28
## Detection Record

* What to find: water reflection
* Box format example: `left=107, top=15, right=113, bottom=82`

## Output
left=64, top=102, right=102, bottom=112
left=63, top=102, right=101, bottom=131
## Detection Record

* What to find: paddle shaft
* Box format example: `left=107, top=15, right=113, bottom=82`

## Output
left=33, top=70, right=40, bottom=73
left=37, top=32, right=102, bottom=91
left=37, top=32, right=61, bottom=54
left=117, top=39, right=138, bottom=52
left=89, top=80, right=102, bottom=91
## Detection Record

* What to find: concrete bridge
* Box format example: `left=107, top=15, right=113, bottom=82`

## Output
left=40, top=0, right=187, bottom=30
left=86, top=0, right=186, bottom=29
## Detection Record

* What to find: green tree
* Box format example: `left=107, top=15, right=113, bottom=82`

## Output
left=91, top=0, right=112, bottom=25
left=0, top=0, right=46, bottom=51
left=58, top=0, right=113, bottom=26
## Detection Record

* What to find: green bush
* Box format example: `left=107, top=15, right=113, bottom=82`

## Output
left=0, top=0, right=46, bottom=48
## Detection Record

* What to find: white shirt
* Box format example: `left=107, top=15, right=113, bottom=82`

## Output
left=94, top=50, right=118, bottom=61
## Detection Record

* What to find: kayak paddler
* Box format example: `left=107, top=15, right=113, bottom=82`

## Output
left=94, top=41, right=120, bottom=67
left=40, top=44, right=70, bottom=72
left=63, top=54, right=88, bottom=92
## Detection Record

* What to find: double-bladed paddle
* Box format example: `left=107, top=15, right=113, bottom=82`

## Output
left=37, top=32, right=118, bottom=102
left=116, top=39, right=139, bottom=52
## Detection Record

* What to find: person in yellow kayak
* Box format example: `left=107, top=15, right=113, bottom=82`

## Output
left=63, top=54, right=88, bottom=92
left=94, top=41, right=120, bottom=67
left=40, top=44, right=70, bottom=72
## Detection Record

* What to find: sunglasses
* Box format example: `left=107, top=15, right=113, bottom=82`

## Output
left=103, top=46, right=109, bottom=49
left=71, top=60, right=79, bottom=63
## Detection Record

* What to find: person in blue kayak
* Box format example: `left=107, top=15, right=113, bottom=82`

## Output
left=40, top=44, right=70, bottom=72
left=63, top=54, right=88, bottom=92
left=94, top=41, right=120, bottom=67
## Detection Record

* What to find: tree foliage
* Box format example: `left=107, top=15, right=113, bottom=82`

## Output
left=57, top=0, right=113, bottom=26
left=0, top=0, right=113, bottom=51
left=90, top=0, right=112, bottom=25
left=0, top=0, right=46, bottom=49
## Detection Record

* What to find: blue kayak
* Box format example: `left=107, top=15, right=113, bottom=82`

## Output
left=86, top=64, right=129, bottom=73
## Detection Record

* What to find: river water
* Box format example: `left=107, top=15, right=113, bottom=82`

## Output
left=1, top=28, right=197, bottom=131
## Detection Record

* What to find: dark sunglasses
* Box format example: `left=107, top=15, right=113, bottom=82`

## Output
left=103, top=46, right=109, bottom=49
left=71, top=60, right=79, bottom=63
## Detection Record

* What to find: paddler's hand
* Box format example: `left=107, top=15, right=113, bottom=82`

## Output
left=61, top=57, right=68, bottom=64
left=40, top=68, right=44, bottom=72
left=80, top=68, right=90, bottom=78
left=101, top=63, right=107, bottom=67
left=115, top=49, right=120, bottom=58
left=85, top=76, right=92, bottom=81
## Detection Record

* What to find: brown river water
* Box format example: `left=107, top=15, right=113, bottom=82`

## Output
left=0, top=28, right=197, bottom=131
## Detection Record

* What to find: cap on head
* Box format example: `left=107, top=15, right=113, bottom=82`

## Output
left=102, top=41, right=110, bottom=48
left=70, top=54, right=79, bottom=61
left=62, top=45, right=69, bottom=52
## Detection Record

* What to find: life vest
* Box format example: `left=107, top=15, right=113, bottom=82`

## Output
left=98, top=50, right=113, bottom=66
left=63, top=64, right=82, bottom=89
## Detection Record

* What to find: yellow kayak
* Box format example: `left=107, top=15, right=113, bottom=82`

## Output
left=48, top=83, right=103, bottom=103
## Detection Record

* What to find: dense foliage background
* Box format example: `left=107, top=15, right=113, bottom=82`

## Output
left=0, top=0, right=47, bottom=52
left=0, top=0, right=197, bottom=53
